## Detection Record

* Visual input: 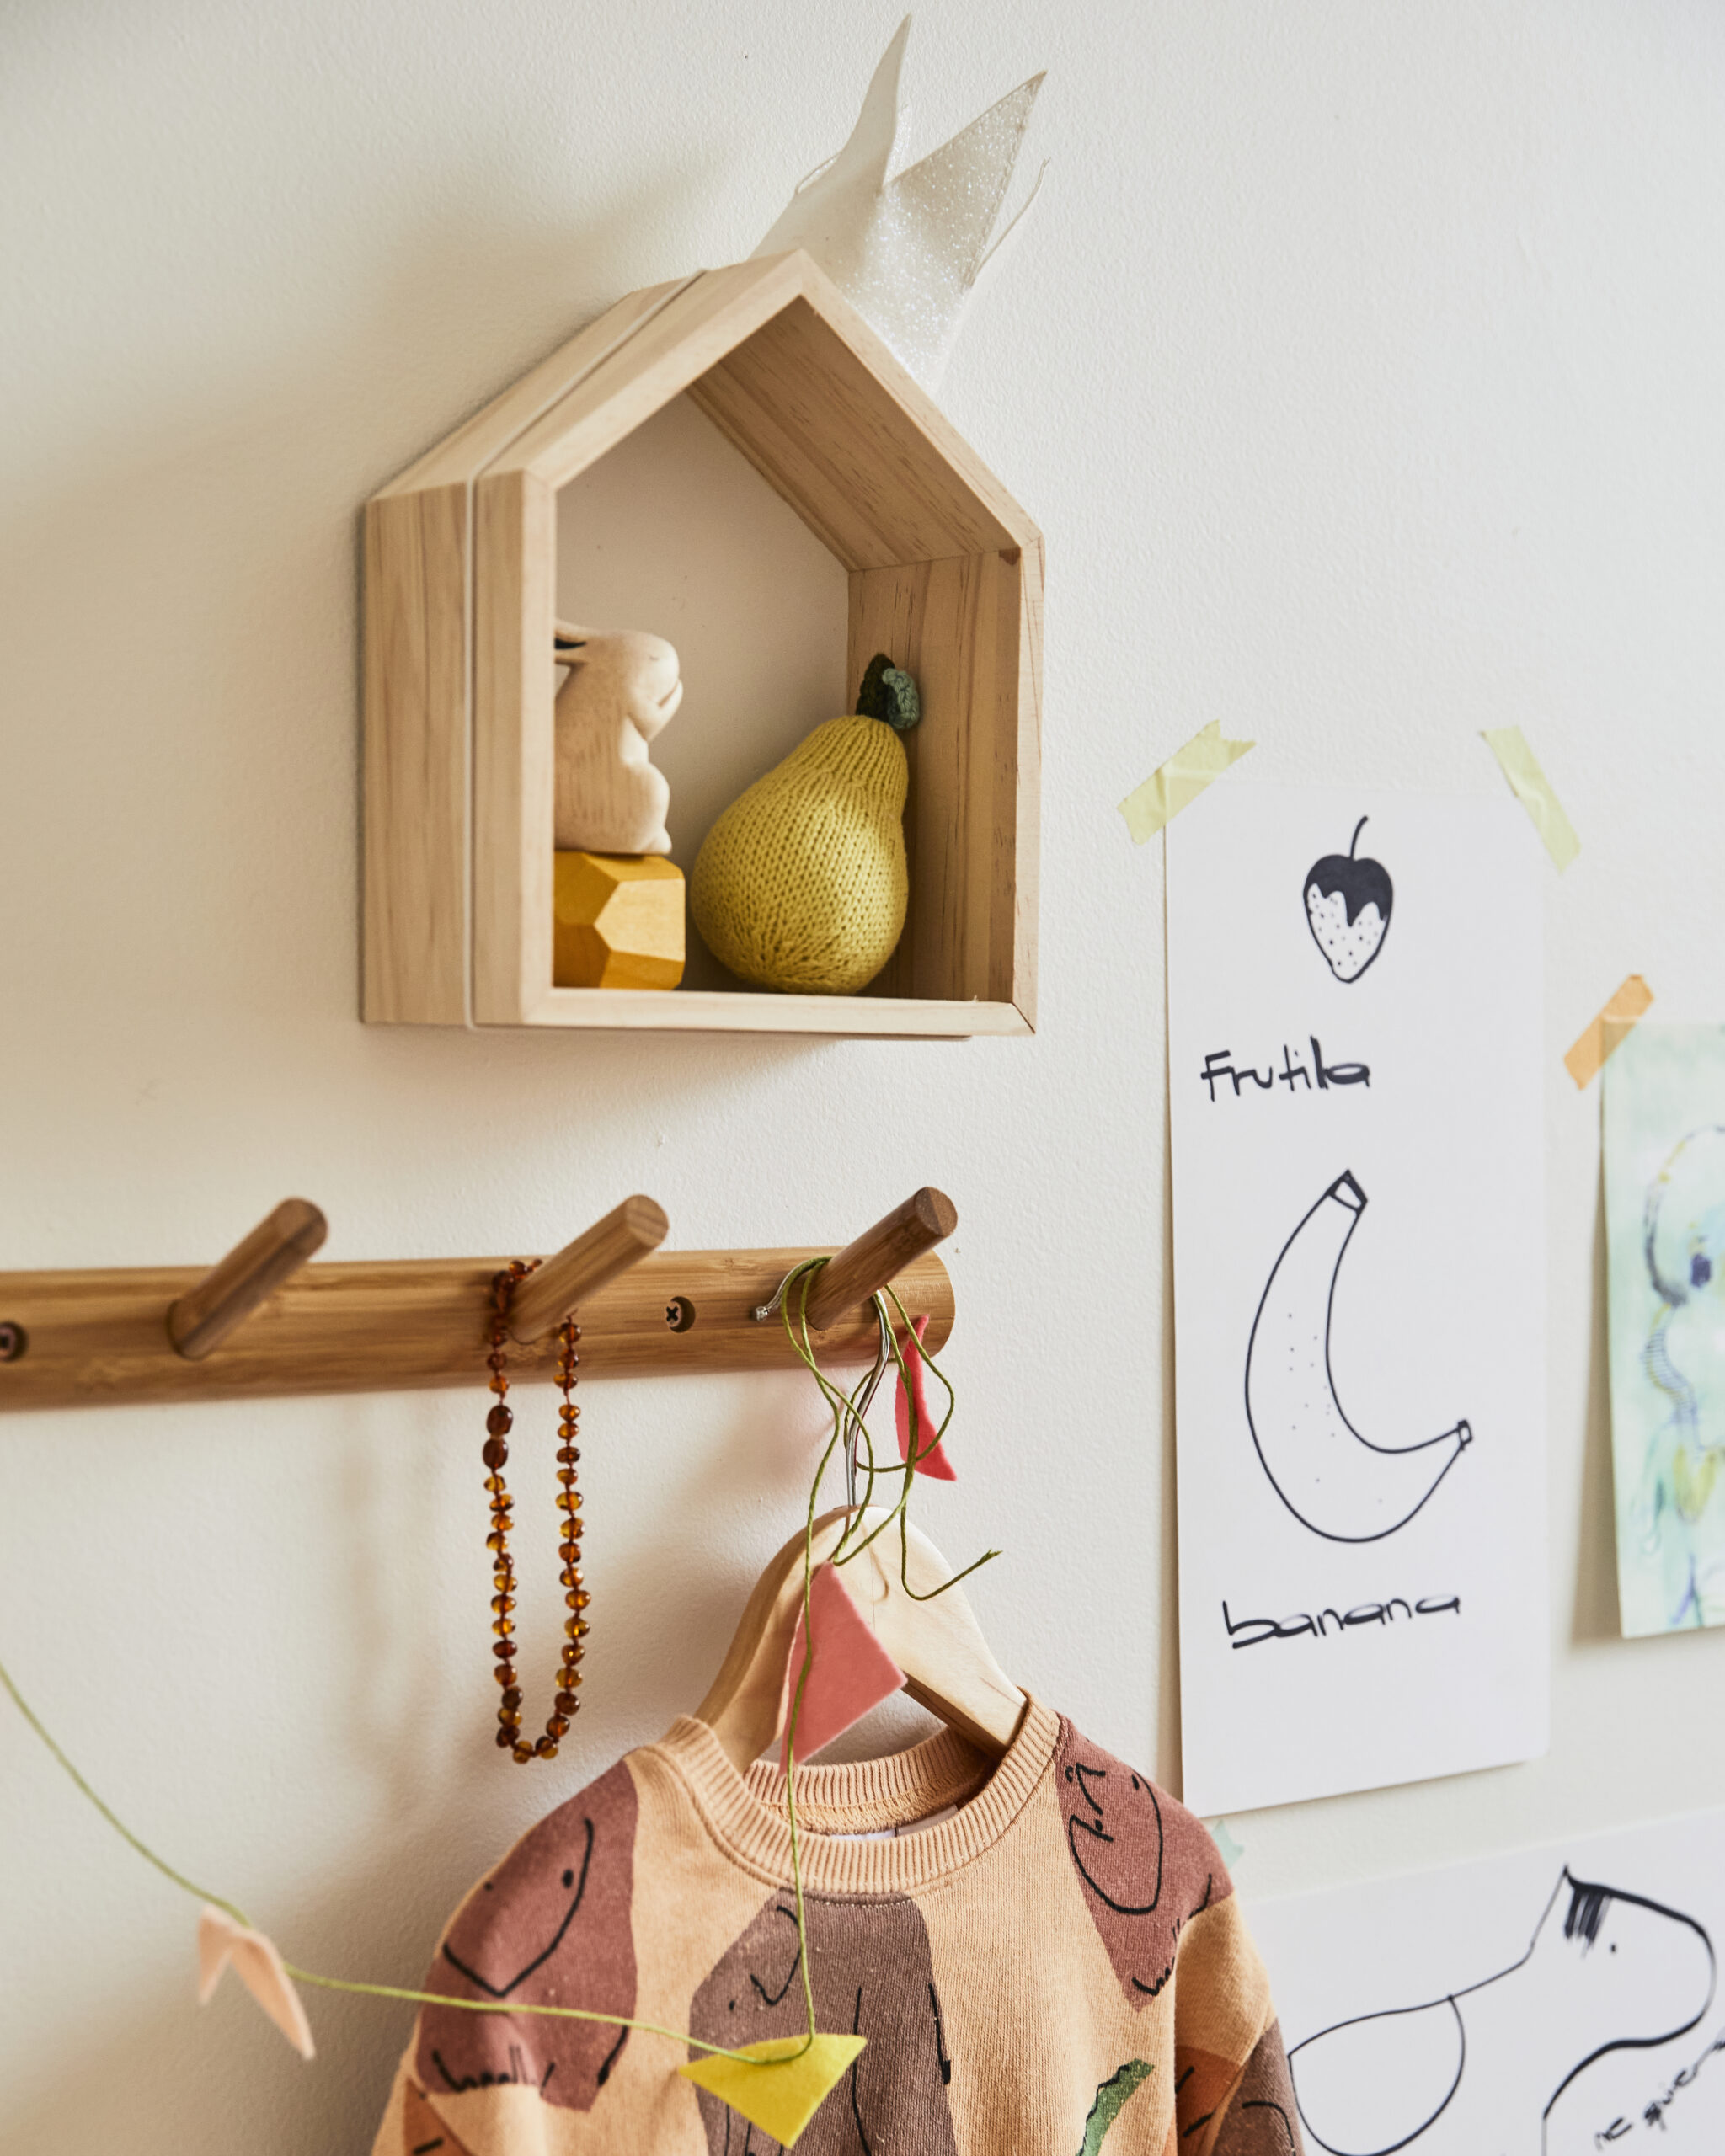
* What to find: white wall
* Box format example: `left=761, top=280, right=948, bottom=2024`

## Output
left=3, top=3, right=1723, bottom=2149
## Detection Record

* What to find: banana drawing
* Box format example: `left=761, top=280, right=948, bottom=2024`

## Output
left=1245, top=1171, right=1472, bottom=1542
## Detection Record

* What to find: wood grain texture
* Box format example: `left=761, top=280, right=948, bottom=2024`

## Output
left=0, top=1249, right=953, bottom=1412
left=497, top=254, right=1039, bottom=559
left=551, top=623, right=680, bottom=855
left=377, top=274, right=701, bottom=498
left=507, top=1195, right=668, bottom=1340
left=1002, top=539, right=1044, bottom=1026
left=364, top=277, right=698, bottom=1027
left=799, top=1186, right=957, bottom=1331
left=361, top=487, right=470, bottom=1023
left=850, top=551, right=1034, bottom=1009
left=689, top=288, right=1033, bottom=570
left=515, top=989, right=1030, bottom=1036
left=492, top=256, right=808, bottom=490
left=697, top=1506, right=1025, bottom=1771
left=167, top=1200, right=329, bottom=1360
left=473, top=467, right=558, bottom=1023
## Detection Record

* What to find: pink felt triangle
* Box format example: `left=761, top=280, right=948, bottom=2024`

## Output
left=196, top=1906, right=315, bottom=2060
left=781, top=1562, right=905, bottom=1774
left=895, top=1316, right=956, bottom=1481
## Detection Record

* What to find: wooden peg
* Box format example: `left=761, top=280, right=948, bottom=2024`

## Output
left=799, top=1187, right=958, bottom=1331
left=508, top=1196, right=669, bottom=1341
left=167, top=1199, right=329, bottom=1362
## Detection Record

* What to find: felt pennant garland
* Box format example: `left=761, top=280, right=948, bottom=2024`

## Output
left=0, top=1267, right=991, bottom=2151
left=779, top=1561, right=906, bottom=1774
left=198, top=1906, right=317, bottom=2060
left=895, top=1314, right=957, bottom=1480
left=681, top=2034, right=869, bottom=2143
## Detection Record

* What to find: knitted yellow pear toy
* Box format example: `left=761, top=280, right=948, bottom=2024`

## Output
left=691, top=656, right=921, bottom=994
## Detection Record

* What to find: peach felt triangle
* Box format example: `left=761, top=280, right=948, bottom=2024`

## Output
left=680, top=2035, right=867, bottom=2147
left=780, top=1562, right=905, bottom=1773
left=895, top=1316, right=956, bottom=1480
left=196, top=1906, right=315, bottom=2059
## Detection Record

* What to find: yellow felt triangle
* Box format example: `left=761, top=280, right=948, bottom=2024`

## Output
left=679, top=2035, right=866, bottom=2147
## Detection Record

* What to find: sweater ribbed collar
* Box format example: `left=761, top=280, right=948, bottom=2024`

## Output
left=647, top=1698, right=1061, bottom=1897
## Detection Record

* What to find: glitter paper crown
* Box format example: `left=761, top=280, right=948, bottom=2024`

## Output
left=751, top=15, right=1046, bottom=392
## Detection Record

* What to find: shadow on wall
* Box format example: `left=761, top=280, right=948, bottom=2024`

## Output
left=1158, top=1080, right=1183, bottom=1793
left=0, top=162, right=850, bottom=1166
left=556, top=394, right=852, bottom=994
left=1571, top=1167, right=1623, bottom=1644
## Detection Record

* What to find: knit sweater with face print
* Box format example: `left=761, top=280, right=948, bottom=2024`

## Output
left=370, top=1700, right=1302, bottom=2155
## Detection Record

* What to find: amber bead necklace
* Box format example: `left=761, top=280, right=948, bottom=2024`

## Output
left=483, top=1261, right=590, bottom=1763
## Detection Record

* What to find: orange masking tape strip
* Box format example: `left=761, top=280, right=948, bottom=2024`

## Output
left=1563, top=974, right=1654, bottom=1089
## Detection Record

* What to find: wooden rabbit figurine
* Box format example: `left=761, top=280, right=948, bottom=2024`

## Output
left=553, top=621, right=682, bottom=856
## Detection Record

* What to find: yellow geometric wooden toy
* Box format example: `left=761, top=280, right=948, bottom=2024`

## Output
left=552, top=852, right=685, bottom=990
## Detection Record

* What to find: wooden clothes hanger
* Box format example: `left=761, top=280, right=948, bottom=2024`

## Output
left=694, top=1184, right=1023, bottom=1775
left=697, top=1505, right=1027, bottom=1773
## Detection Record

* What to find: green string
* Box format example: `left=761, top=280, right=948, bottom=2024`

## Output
left=0, top=1650, right=752, bottom=2062
left=0, top=1257, right=988, bottom=2083
left=0, top=1654, right=252, bottom=1930
left=771, top=1267, right=996, bottom=2056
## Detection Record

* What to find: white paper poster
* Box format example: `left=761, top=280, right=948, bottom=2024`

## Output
left=1247, top=1807, right=1725, bottom=2155
left=1167, top=784, right=1546, bottom=1815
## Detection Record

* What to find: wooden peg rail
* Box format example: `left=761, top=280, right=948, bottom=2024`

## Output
left=0, top=1189, right=956, bottom=1412
left=506, top=1196, right=669, bottom=1340
left=167, top=1198, right=328, bottom=1359
left=798, top=1186, right=958, bottom=1331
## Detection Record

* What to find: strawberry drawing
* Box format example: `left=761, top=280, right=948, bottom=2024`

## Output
left=1305, top=819, right=1393, bottom=983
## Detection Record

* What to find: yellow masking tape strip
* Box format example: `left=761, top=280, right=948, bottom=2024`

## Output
left=1480, top=727, right=1580, bottom=871
left=1563, top=974, right=1654, bottom=1089
left=1119, top=721, right=1255, bottom=844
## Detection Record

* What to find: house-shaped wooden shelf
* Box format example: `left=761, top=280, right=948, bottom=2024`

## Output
left=363, top=249, right=1043, bottom=1038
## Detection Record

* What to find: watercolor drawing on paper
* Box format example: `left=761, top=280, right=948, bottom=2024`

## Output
left=1604, top=1024, right=1725, bottom=1637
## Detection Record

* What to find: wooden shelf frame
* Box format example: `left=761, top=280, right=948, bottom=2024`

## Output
left=364, top=250, right=1043, bottom=1039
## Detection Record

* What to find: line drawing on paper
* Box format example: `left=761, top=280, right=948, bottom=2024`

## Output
left=1286, top=1868, right=1716, bottom=2156
left=1244, top=1170, right=1472, bottom=1542
left=1305, top=818, right=1395, bottom=984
